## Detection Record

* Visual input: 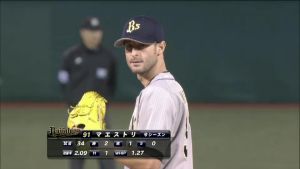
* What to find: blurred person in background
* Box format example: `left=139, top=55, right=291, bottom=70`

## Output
left=57, top=16, right=117, bottom=169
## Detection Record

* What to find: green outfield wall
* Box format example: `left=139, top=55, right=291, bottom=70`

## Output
left=1, top=1, right=299, bottom=102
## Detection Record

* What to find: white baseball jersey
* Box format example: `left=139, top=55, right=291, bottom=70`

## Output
left=125, top=72, right=193, bottom=169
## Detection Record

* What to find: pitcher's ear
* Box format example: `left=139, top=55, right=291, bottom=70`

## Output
left=158, top=41, right=166, bottom=54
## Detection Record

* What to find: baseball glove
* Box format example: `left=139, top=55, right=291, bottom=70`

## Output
left=67, top=91, right=107, bottom=130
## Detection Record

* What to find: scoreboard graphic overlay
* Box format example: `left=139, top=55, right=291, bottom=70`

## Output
left=47, top=127, right=171, bottom=158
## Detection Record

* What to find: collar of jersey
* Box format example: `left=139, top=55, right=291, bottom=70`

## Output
left=148, top=72, right=174, bottom=85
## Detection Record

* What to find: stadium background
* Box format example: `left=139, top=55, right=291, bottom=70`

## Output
left=1, top=1, right=299, bottom=169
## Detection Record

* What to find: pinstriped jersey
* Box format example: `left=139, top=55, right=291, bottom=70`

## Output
left=125, top=72, right=193, bottom=169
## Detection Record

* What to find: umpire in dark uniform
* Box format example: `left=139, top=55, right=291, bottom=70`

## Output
left=58, top=17, right=117, bottom=169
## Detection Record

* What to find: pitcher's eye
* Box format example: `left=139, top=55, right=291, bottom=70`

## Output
left=125, top=44, right=133, bottom=52
left=125, top=43, right=149, bottom=52
left=135, top=44, right=148, bottom=50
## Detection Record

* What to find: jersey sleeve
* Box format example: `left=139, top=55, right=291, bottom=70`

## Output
left=57, top=47, right=73, bottom=98
left=137, top=86, right=179, bottom=133
left=60, top=49, right=73, bottom=73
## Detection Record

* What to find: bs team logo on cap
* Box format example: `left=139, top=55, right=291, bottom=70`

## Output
left=126, top=20, right=140, bottom=33
left=114, top=16, right=165, bottom=47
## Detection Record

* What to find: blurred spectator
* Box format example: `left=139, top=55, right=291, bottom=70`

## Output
left=57, top=16, right=117, bottom=169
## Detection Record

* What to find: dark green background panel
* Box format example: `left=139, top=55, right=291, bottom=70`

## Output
left=1, top=1, right=299, bottom=102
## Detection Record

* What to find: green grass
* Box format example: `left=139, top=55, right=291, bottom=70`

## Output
left=1, top=106, right=299, bottom=169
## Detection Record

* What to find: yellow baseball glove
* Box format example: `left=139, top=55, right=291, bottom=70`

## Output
left=67, top=91, right=107, bottom=130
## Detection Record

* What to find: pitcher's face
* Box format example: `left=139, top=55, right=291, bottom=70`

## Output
left=124, top=41, right=158, bottom=75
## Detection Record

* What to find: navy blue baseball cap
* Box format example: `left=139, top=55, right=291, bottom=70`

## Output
left=114, top=16, right=165, bottom=47
left=81, top=17, right=102, bottom=30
